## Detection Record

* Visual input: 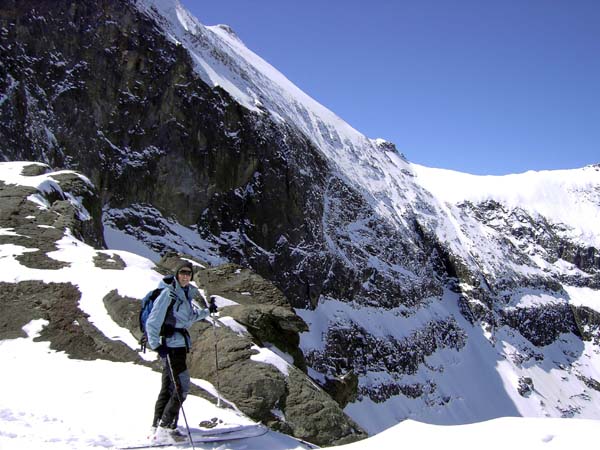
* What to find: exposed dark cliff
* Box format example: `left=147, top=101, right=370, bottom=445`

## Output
left=0, top=0, right=443, bottom=312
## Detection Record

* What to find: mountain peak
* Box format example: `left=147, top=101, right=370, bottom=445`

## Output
left=211, top=23, right=243, bottom=42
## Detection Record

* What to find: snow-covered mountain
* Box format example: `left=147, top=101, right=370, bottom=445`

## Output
left=1, top=0, right=599, bottom=444
left=132, top=0, right=600, bottom=431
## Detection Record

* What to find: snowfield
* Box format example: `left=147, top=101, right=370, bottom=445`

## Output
left=413, top=163, right=600, bottom=248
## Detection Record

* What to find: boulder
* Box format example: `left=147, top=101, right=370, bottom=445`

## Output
left=188, top=317, right=366, bottom=445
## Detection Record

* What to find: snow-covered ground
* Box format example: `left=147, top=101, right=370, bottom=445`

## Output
left=1, top=320, right=598, bottom=449
left=0, top=320, right=303, bottom=450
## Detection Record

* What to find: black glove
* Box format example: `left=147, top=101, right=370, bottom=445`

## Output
left=139, top=334, right=148, bottom=353
left=208, top=296, right=218, bottom=314
left=153, top=344, right=169, bottom=358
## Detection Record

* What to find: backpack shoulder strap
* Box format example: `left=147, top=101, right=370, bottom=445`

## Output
left=166, top=291, right=177, bottom=314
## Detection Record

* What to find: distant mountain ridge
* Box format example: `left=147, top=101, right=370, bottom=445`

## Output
left=0, top=0, right=599, bottom=436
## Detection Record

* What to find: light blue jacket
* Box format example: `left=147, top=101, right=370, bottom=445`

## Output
left=146, top=276, right=210, bottom=350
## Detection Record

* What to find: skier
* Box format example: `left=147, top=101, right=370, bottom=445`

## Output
left=146, top=261, right=218, bottom=444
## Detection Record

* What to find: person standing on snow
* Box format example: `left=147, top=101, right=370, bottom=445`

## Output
left=146, top=261, right=218, bottom=443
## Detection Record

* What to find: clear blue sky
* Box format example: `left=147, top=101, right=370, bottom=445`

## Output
left=180, top=0, right=600, bottom=175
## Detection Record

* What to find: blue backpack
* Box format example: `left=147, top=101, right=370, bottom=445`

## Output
left=138, top=276, right=176, bottom=352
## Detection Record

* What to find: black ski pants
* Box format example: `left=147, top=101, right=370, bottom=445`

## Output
left=153, top=347, right=190, bottom=428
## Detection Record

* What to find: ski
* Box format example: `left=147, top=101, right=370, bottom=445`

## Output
left=195, top=423, right=259, bottom=436
left=118, top=424, right=268, bottom=449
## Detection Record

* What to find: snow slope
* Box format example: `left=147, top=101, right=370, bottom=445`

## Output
left=0, top=320, right=303, bottom=450
left=299, top=290, right=600, bottom=434
left=1, top=320, right=598, bottom=449
left=137, top=0, right=435, bottom=234
left=413, top=164, right=600, bottom=248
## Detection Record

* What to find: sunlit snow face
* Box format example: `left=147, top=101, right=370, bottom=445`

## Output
left=177, top=269, right=193, bottom=287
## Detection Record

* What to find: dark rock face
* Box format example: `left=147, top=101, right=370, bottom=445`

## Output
left=572, top=306, right=600, bottom=344
left=0, top=0, right=443, bottom=314
left=306, top=318, right=467, bottom=380
left=225, top=303, right=309, bottom=370
left=322, top=371, right=359, bottom=408
left=577, top=374, right=600, bottom=392
left=518, top=377, right=534, bottom=397
left=502, top=304, right=582, bottom=347
left=93, top=251, right=126, bottom=270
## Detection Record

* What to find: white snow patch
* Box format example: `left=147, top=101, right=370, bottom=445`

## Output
left=0, top=228, right=21, bottom=237
left=22, top=319, right=49, bottom=338
left=564, top=285, right=600, bottom=314
left=216, top=316, right=250, bottom=337
left=104, top=225, right=162, bottom=262
left=413, top=164, right=600, bottom=248
left=250, top=345, right=291, bottom=376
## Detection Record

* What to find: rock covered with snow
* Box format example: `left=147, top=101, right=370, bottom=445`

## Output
left=0, top=162, right=138, bottom=360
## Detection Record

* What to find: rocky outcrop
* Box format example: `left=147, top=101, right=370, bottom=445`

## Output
left=103, top=255, right=366, bottom=445
left=193, top=263, right=309, bottom=369
left=0, top=163, right=137, bottom=361
left=189, top=317, right=365, bottom=445
left=572, top=306, right=600, bottom=344
left=502, top=304, right=582, bottom=347
left=0, top=165, right=102, bottom=270
left=518, top=377, right=534, bottom=397
left=0, top=280, right=138, bottom=361
left=322, top=371, right=359, bottom=408
left=306, top=318, right=467, bottom=393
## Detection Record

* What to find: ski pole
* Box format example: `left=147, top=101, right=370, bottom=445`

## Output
left=210, top=308, right=222, bottom=407
left=165, top=353, right=195, bottom=450
left=204, top=292, right=222, bottom=408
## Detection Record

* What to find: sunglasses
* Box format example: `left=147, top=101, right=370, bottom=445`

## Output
left=178, top=270, right=193, bottom=276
